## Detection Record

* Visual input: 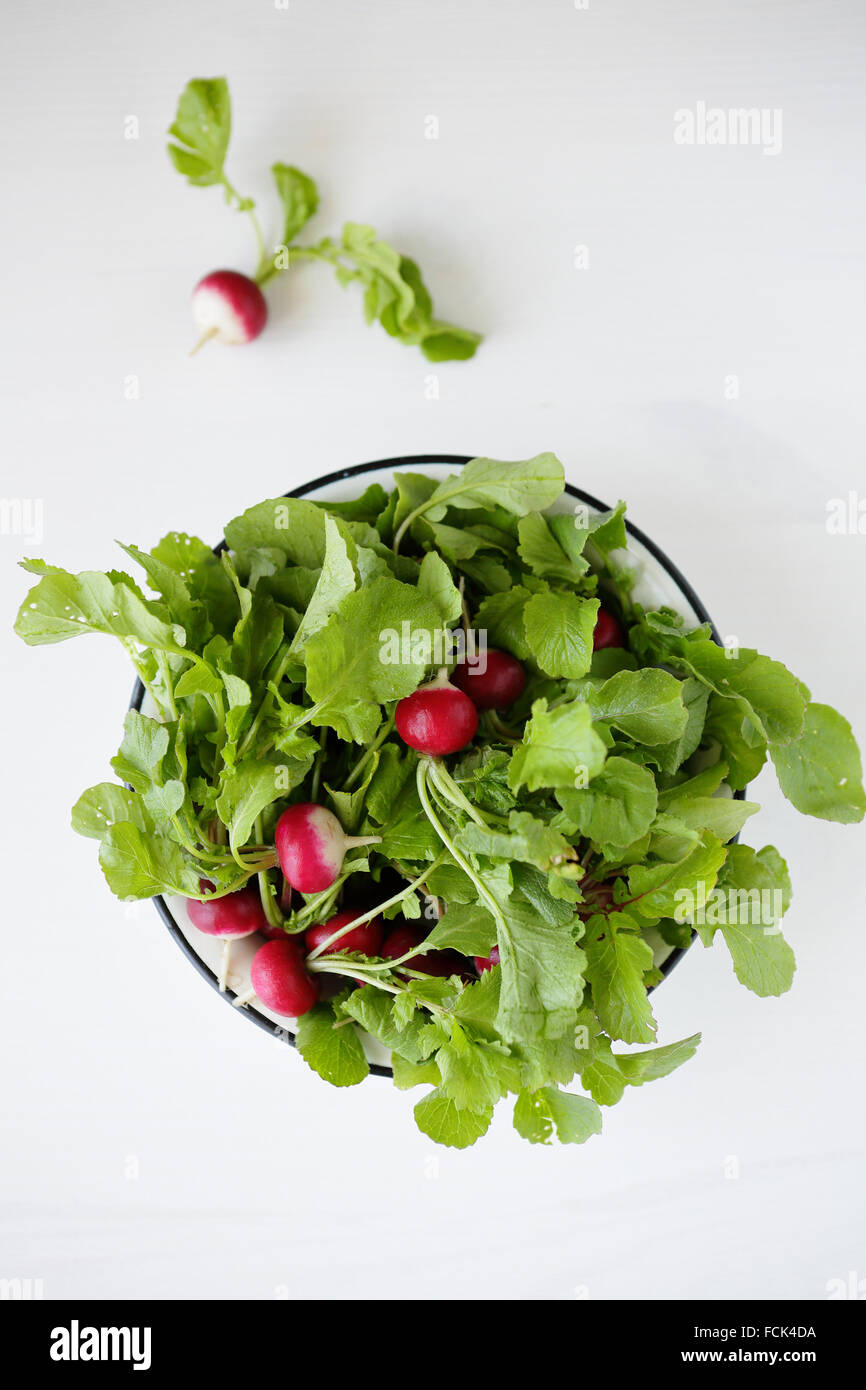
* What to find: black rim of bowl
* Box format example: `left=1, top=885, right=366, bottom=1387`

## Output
left=131, top=454, right=740, bottom=1080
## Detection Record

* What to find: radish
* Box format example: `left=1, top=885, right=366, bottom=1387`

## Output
left=187, top=883, right=267, bottom=937
left=453, top=649, right=526, bottom=710
left=305, top=910, right=383, bottom=958
left=381, top=925, right=468, bottom=978
left=248, top=938, right=318, bottom=1017
left=188, top=884, right=266, bottom=993
left=259, top=921, right=289, bottom=941
left=190, top=270, right=268, bottom=354
left=593, top=608, right=624, bottom=650
left=395, top=673, right=478, bottom=755
left=275, top=803, right=381, bottom=894
left=474, top=945, right=500, bottom=973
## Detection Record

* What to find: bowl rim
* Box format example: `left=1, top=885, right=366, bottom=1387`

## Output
left=132, top=453, right=736, bottom=1078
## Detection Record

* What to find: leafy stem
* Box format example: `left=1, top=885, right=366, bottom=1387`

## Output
left=254, top=814, right=283, bottom=929
left=305, top=850, right=447, bottom=961
left=416, top=760, right=508, bottom=935
left=343, top=717, right=394, bottom=791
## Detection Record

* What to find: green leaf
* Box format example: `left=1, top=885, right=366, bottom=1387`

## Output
left=14, top=568, right=186, bottom=653
left=770, top=702, right=865, bottom=823
left=150, top=531, right=238, bottom=634
left=304, top=577, right=441, bottom=742
left=704, top=696, right=767, bottom=791
left=436, top=1025, right=511, bottom=1111
left=167, top=77, right=232, bottom=186
left=225, top=497, right=327, bottom=568
left=312, top=224, right=481, bottom=361
left=391, top=1054, right=441, bottom=1090
left=98, top=823, right=200, bottom=899
left=216, top=757, right=308, bottom=852
left=673, top=640, right=806, bottom=746
left=110, top=711, right=170, bottom=791
left=718, top=919, right=796, bottom=997
left=342, top=990, right=429, bottom=1062
left=295, top=1005, right=369, bottom=1086
left=650, top=677, right=709, bottom=775
left=659, top=793, right=760, bottom=844
left=586, top=668, right=689, bottom=745
left=583, top=914, right=657, bottom=1043
left=614, top=1032, right=701, bottom=1084
left=365, top=743, right=412, bottom=824
left=473, top=587, right=532, bottom=660
left=117, top=542, right=203, bottom=638
left=455, top=810, right=573, bottom=871
left=423, top=453, right=564, bottom=525
left=517, top=513, right=585, bottom=583
left=626, top=831, right=727, bottom=921
left=423, top=904, right=498, bottom=957
left=523, top=591, right=599, bottom=679
left=579, top=1034, right=628, bottom=1106
left=290, top=514, right=356, bottom=654
left=513, top=1087, right=602, bottom=1145
left=71, top=783, right=152, bottom=840
left=142, top=779, right=185, bottom=823
left=174, top=662, right=223, bottom=698
left=556, top=757, right=658, bottom=849
left=271, top=163, right=318, bottom=244
left=705, top=844, right=795, bottom=996
left=496, top=898, right=587, bottom=1044
left=509, top=698, right=607, bottom=793
left=417, top=551, right=462, bottom=625
left=413, top=1089, right=493, bottom=1148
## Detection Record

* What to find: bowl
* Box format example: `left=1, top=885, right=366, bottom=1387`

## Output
left=131, top=454, right=731, bottom=1075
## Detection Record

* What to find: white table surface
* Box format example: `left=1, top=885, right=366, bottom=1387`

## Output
left=2, top=0, right=864, bottom=1301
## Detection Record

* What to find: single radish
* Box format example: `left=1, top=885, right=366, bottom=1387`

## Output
left=259, top=921, right=289, bottom=941
left=381, top=925, right=467, bottom=979
left=275, top=803, right=381, bottom=894
left=248, top=938, right=318, bottom=1017
left=187, top=883, right=267, bottom=937
left=305, top=910, right=383, bottom=958
left=474, top=945, right=501, bottom=974
left=190, top=270, right=268, bottom=354
left=395, top=672, right=478, bottom=755
left=187, top=884, right=266, bottom=993
left=593, top=608, right=624, bottom=650
left=453, top=649, right=526, bottom=710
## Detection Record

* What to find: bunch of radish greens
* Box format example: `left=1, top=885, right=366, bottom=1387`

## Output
left=169, top=77, right=481, bottom=360
left=15, top=456, right=864, bottom=1149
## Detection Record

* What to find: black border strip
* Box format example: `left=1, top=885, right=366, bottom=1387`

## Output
left=132, top=454, right=736, bottom=1079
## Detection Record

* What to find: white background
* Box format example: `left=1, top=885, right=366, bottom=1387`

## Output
left=2, top=0, right=865, bottom=1301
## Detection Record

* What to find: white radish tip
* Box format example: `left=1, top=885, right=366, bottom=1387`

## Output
left=189, top=326, right=220, bottom=357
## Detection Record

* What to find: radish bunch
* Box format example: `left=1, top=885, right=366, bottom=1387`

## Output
left=168, top=77, right=481, bottom=360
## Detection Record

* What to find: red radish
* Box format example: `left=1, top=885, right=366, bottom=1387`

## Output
left=259, top=921, right=289, bottom=941
left=593, top=608, right=624, bottom=650
left=381, top=925, right=467, bottom=978
left=275, top=803, right=381, bottom=894
left=188, top=883, right=267, bottom=993
left=187, top=884, right=266, bottom=939
left=190, top=270, right=268, bottom=353
left=395, top=674, right=478, bottom=755
left=453, top=649, right=526, bottom=710
left=249, top=938, right=318, bottom=1017
left=305, top=910, right=383, bottom=958
left=474, top=945, right=501, bottom=973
